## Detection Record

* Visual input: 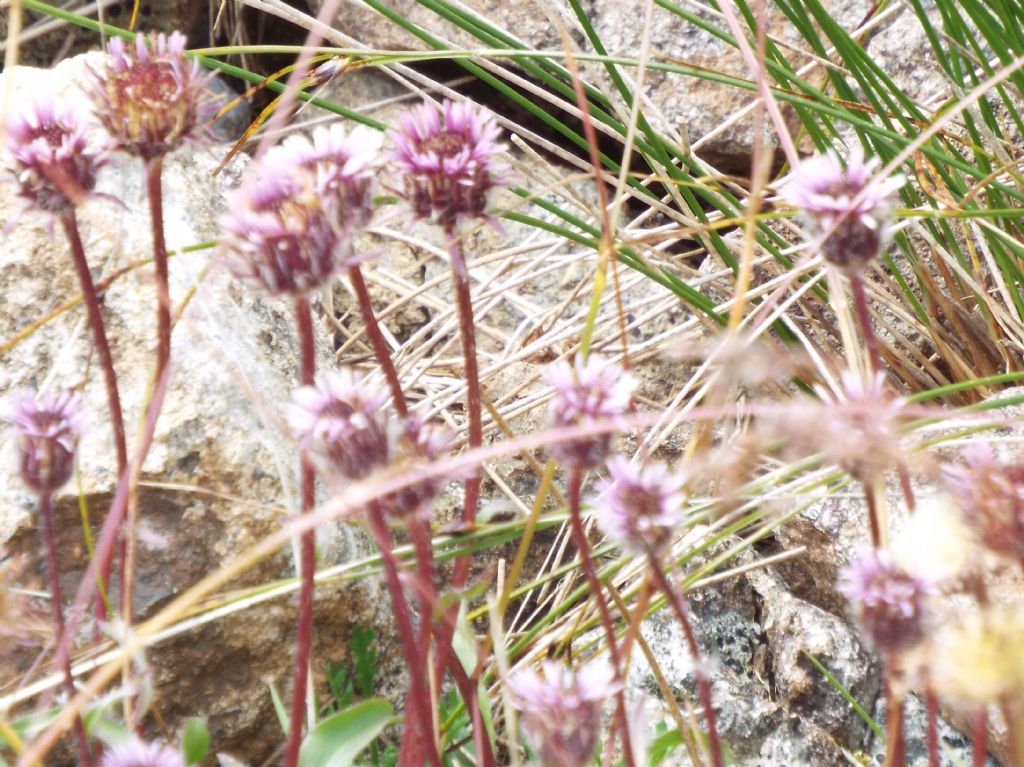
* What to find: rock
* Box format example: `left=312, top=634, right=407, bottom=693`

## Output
left=0, top=53, right=387, bottom=764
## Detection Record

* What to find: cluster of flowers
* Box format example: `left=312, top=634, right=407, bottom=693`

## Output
left=838, top=450, right=1024, bottom=706
left=3, top=24, right=512, bottom=765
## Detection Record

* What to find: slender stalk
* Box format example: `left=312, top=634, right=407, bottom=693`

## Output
left=38, top=493, right=93, bottom=767
left=347, top=265, right=407, bottom=417
left=446, top=232, right=483, bottom=527
left=145, top=156, right=172, bottom=384
left=366, top=505, right=441, bottom=767
left=972, top=708, right=988, bottom=767
left=926, top=684, right=939, bottom=767
left=121, top=156, right=173, bottom=625
left=60, top=210, right=127, bottom=622
left=863, top=478, right=883, bottom=549
left=431, top=231, right=484, bottom=712
left=283, top=296, right=318, bottom=767
left=648, top=557, right=723, bottom=767
left=883, top=674, right=905, bottom=767
left=850, top=274, right=883, bottom=374
left=565, top=468, right=635, bottom=767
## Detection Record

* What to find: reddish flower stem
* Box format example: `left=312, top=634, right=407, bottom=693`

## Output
left=145, top=156, right=172, bottom=386
left=973, top=708, right=988, bottom=767
left=565, top=468, right=636, bottom=767
left=38, top=492, right=93, bottom=767
left=120, top=156, right=173, bottom=623
left=926, top=684, right=939, bottom=767
left=431, top=232, right=483, bottom=709
left=882, top=673, right=905, bottom=767
left=366, top=505, right=441, bottom=767
left=284, top=296, right=318, bottom=767
left=60, top=210, right=127, bottom=622
left=850, top=274, right=882, bottom=374
left=648, top=557, right=723, bottom=767
left=863, top=478, right=883, bottom=549
left=446, top=232, right=483, bottom=529
left=348, top=265, right=407, bottom=417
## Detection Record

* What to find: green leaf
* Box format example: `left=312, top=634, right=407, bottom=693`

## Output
left=182, top=717, right=210, bottom=765
left=268, top=681, right=290, bottom=735
left=298, top=699, right=394, bottom=767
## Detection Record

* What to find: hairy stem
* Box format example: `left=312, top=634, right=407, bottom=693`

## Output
left=38, top=492, right=93, bottom=767
left=973, top=708, right=988, bottom=767
left=431, top=232, right=483, bottom=708
left=565, top=468, right=635, bottom=767
left=60, top=210, right=126, bottom=621
left=348, top=265, right=407, bottom=417
left=926, top=684, right=939, bottom=767
left=883, top=675, right=905, bottom=767
left=366, top=505, right=440, bottom=767
left=123, top=156, right=172, bottom=624
left=283, top=296, right=318, bottom=767
left=850, top=273, right=882, bottom=375
left=648, top=557, right=723, bottom=767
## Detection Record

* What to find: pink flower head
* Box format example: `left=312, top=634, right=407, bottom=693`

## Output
left=8, top=387, right=83, bottom=493
left=282, top=123, right=382, bottom=233
left=90, top=31, right=210, bottom=159
left=542, top=354, right=636, bottom=468
left=100, top=737, right=184, bottom=767
left=288, top=369, right=390, bottom=482
left=219, top=126, right=382, bottom=296
left=219, top=154, right=344, bottom=296
left=945, top=445, right=1024, bottom=561
left=780, top=147, right=904, bottom=273
left=595, top=456, right=686, bottom=556
left=811, top=370, right=908, bottom=481
left=837, top=547, right=932, bottom=655
left=505, top=659, right=621, bottom=767
left=387, top=99, right=507, bottom=229
left=5, top=98, right=108, bottom=214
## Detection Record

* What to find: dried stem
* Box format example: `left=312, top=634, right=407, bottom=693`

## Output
left=366, top=505, right=440, bottom=767
left=565, top=468, right=636, bottom=767
left=60, top=210, right=127, bottom=621
left=38, top=492, right=93, bottom=767
left=347, top=265, right=407, bottom=417
left=648, top=556, right=723, bottom=767
left=283, top=296, right=318, bottom=767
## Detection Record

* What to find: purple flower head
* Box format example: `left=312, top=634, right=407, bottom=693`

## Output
left=100, top=737, right=184, bottom=767
left=837, top=547, right=932, bottom=655
left=9, top=387, right=83, bottom=493
left=780, top=147, right=904, bottom=273
left=90, top=31, right=210, bottom=159
left=542, top=354, right=636, bottom=468
left=288, top=369, right=390, bottom=482
left=387, top=99, right=507, bottom=229
left=944, top=445, right=1024, bottom=561
left=5, top=98, right=108, bottom=214
left=505, top=659, right=621, bottom=767
left=219, top=150, right=345, bottom=296
left=282, top=123, right=382, bottom=233
left=594, top=456, right=686, bottom=556
left=810, top=370, right=908, bottom=481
